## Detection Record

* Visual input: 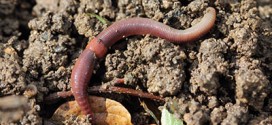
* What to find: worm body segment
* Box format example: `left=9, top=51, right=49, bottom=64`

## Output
left=71, top=49, right=96, bottom=117
left=92, top=7, right=216, bottom=49
left=70, top=7, right=216, bottom=119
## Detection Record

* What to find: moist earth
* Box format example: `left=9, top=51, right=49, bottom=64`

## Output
left=0, top=0, right=271, bottom=125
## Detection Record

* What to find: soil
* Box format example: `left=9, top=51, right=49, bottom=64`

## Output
left=0, top=0, right=271, bottom=125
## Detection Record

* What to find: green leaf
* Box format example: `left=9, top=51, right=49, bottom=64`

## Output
left=161, top=107, right=183, bottom=125
left=86, top=13, right=110, bottom=25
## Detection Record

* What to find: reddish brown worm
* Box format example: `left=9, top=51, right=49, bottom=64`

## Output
left=71, top=7, right=216, bottom=120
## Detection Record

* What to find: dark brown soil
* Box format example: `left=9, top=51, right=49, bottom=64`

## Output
left=0, top=0, right=271, bottom=125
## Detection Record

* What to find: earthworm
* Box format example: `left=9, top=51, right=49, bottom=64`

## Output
left=71, top=7, right=216, bottom=120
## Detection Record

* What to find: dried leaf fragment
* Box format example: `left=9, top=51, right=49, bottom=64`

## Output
left=0, top=95, right=28, bottom=110
left=51, top=96, right=132, bottom=125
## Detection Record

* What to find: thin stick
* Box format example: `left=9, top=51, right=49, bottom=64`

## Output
left=44, top=85, right=164, bottom=103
